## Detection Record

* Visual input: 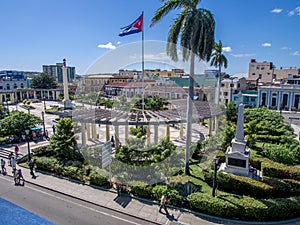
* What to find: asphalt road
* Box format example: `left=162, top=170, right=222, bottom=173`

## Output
left=0, top=176, right=157, bottom=225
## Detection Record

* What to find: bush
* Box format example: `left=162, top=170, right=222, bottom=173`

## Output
left=262, top=159, right=300, bottom=180
left=186, top=192, right=300, bottom=221
left=35, top=157, right=63, bottom=174
left=128, top=181, right=152, bottom=198
left=89, top=167, right=109, bottom=186
left=32, top=146, right=53, bottom=157
left=203, top=170, right=274, bottom=198
left=152, top=185, right=180, bottom=205
left=62, top=166, right=84, bottom=181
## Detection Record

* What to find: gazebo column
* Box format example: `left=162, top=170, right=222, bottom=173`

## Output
left=86, top=123, right=91, bottom=140
left=106, top=124, right=110, bottom=142
left=154, top=124, right=158, bottom=144
left=166, top=124, right=170, bottom=138
left=125, top=124, right=129, bottom=142
left=147, top=123, right=151, bottom=146
left=209, top=117, right=212, bottom=136
left=180, top=121, right=184, bottom=139
left=92, top=124, right=97, bottom=140
left=115, top=125, right=119, bottom=148
left=215, top=115, right=219, bottom=132
left=81, top=123, right=86, bottom=147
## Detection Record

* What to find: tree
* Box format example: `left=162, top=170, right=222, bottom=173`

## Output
left=31, top=73, right=58, bottom=89
left=151, top=0, right=215, bottom=174
left=210, top=40, right=228, bottom=105
left=0, top=105, right=8, bottom=120
left=49, top=118, right=78, bottom=161
left=0, top=111, right=41, bottom=137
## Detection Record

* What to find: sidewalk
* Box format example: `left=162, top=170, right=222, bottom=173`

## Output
left=2, top=162, right=219, bottom=225
left=2, top=140, right=300, bottom=225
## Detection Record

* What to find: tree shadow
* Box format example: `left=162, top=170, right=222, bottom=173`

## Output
left=113, top=195, right=132, bottom=208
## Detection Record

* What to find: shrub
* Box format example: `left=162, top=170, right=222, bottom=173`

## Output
left=203, top=170, right=274, bottom=198
left=35, top=157, right=62, bottom=174
left=186, top=192, right=300, bottom=221
left=32, top=146, right=53, bottom=157
left=89, top=167, right=109, bottom=186
left=128, top=181, right=152, bottom=198
left=151, top=185, right=180, bottom=205
left=62, top=166, right=84, bottom=181
left=262, top=160, right=300, bottom=180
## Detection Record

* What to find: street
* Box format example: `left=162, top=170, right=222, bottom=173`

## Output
left=0, top=176, right=157, bottom=225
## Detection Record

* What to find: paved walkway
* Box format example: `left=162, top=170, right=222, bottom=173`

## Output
left=1, top=122, right=300, bottom=224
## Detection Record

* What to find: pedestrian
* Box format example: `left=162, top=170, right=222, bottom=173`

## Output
left=8, top=152, right=13, bottom=166
left=11, top=157, right=16, bottom=175
left=159, top=193, right=168, bottom=213
left=111, top=135, right=115, bottom=147
left=116, top=181, right=121, bottom=197
left=45, top=130, right=48, bottom=138
left=52, top=125, right=56, bottom=135
left=1, top=159, right=6, bottom=175
left=29, top=159, right=36, bottom=179
left=14, top=145, right=19, bottom=157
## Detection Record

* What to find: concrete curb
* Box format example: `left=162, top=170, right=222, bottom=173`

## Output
left=11, top=165, right=300, bottom=225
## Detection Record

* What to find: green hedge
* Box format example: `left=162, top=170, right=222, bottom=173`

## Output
left=89, top=167, right=109, bottom=186
left=262, top=160, right=300, bottom=180
left=127, top=181, right=152, bottom=198
left=151, top=185, right=180, bottom=205
left=35, top=157, right=63, bottom=174
left=62, top=166, right=85, bottom=181
left=187, top=192, right=300, bottom=221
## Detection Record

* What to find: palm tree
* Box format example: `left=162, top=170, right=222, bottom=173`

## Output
left=210, top=40, right=228, bottom=105
left=151, top=0, right=215, bottom=175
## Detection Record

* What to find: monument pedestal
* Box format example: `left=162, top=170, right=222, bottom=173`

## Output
left=63, top=99, right=73, bottom=110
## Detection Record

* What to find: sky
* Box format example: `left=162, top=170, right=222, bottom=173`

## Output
left=1, top=0, right=300, bottom=75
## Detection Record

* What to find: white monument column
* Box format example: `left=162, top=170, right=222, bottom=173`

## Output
left=62, top=58, right=72, bottom=109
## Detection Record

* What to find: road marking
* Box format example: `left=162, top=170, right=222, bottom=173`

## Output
left=0, top=177, right=143, bottom=225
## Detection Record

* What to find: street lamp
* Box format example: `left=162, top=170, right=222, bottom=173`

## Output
left=25, top=129, right=31, bottom=162
left=43, top=97, right=46, bottom=111
left=41, top=111, right=46, bottom=137
left=212, top=155, right=220, bottom=197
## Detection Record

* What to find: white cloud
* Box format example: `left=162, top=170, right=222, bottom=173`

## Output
left=262, top=42, right=271, bottom=47
left=288, top=7, right=300, bottom=16
left=292, top=51, right=300, bottom=56
left=117, top=41, right=121, bottom=45
left=230, top=53, right=256, bottom=58
left=271, top=8, right=283, bottom=13
left=222, top=46, right=232, bottom=53
left=97, top=42, right=116, bottom=50
left=281, top=46, right=291, bottom=50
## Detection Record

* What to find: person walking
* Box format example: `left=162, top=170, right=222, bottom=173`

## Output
left=1, top=159, right=6, bottom=175
left=8, top=152, right=13, bottom=166
left=116, top=181, right=121, bottom=197
left=29, top=159, right=36, bottom=179
left=14, top=145, right=19, bottom=157
left=159, top=193, right=168, bottom=214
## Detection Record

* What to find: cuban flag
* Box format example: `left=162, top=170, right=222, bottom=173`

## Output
left=119, top=14, right=143, bottom=37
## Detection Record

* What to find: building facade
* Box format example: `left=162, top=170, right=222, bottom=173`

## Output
left=258, top=84, right=300, bottom=111
left=43, top=61, right=75, bottom=83
left=0, top=71, right=28, bottom=91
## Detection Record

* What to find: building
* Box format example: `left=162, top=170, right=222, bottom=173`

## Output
left=80, top=74, right=133, bottom=94
left=247, top=59, right=300, bottom=87
left=0, top=71, right=27, bottom=91
left=43, top=61, right=75, bottom=83
left=220, top=77, right=247, bottom=105
left=258, top=84, right=300, bottom=111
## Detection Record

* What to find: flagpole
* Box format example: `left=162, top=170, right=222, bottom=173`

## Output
left=141, top=11, right=145, bottom=116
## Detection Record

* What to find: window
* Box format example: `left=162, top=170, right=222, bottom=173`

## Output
left=0, top=86, right=2, bottom=89
left=273, top=74, right=277, bottom=79
left=221, top=83, right=225, bottom=87
left=237, top=84, right=240, bottom=88
left=259, top=74, right=262, bottom=79
left=256, top=66, right=260, bottom=70
left=261, top=67, right=265, bottom=70
left=252, top=73, right=255, bottom=75
left=223, top=92, right=228, bottom=96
